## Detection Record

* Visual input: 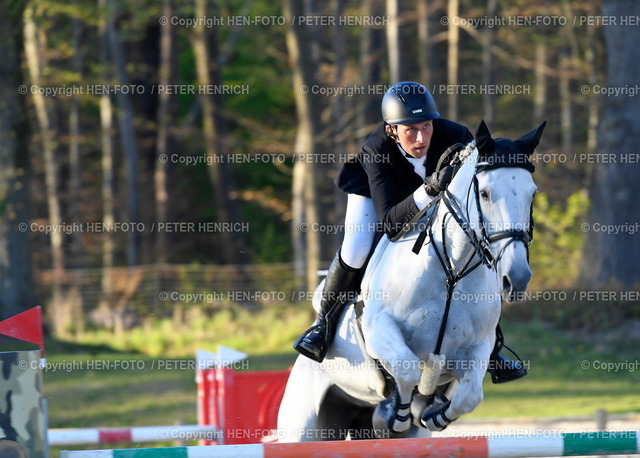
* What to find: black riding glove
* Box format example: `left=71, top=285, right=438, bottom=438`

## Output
left=424, top=165, right=455, bottom=197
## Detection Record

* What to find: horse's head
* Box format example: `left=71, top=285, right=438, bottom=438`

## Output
left=473, top=120, right=545, bottom=301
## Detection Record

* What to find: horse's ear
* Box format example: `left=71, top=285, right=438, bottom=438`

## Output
left=516, top=121, right=546, bottom=156
left=475, top=120, right=495, bottom=157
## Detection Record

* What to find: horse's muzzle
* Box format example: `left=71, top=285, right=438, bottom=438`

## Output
left=502, top=267, right=532, bottom=302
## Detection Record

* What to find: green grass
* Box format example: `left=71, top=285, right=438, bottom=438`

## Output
left=64, top=304, right=315, bottom=358
left=46, top=354, right=195, bottom=428
left=470, top=320, right=640, bottom=420
left=44, top=312, right=639, bottom=453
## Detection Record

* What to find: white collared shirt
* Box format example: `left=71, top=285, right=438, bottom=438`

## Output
left=397, top=145, right=431, bottom=209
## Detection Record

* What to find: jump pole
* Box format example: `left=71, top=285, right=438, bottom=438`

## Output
left=60, top=431, right=640, bottom=457
left=48, top=425, right=221, bottom=446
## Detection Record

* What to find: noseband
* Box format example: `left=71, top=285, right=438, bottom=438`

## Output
left=471, top=172, right=534, bottom=268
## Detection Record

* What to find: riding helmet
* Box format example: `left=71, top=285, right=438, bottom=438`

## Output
left=381, top=81, right=440, bottom=125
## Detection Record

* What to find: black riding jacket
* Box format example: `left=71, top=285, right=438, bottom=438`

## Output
left=335, top=119, right=473, bottom=238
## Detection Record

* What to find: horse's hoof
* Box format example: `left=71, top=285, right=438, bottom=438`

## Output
left=410, top=391, right=430, bottom=427
left=420, top=394, right=456, bottom=431
left=372, top=392, right=411, bottom=437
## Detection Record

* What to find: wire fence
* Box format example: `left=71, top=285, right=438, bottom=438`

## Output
left=37, top=263, right=303, bottom=334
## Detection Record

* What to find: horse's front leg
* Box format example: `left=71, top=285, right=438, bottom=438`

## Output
left=278, top=355, right=333, bottom=442
left=363, top=310, right=420, bottom=437
left=420, top=342, right=491, bottom=431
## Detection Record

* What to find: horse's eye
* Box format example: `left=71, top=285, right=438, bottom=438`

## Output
left=480, top=190, right=490, bottom=200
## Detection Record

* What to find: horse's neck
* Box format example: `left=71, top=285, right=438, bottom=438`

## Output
left=433, top=149, right=479, bottom=268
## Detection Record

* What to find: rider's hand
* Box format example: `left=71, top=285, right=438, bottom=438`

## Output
left=424, top=165, right=454, bottom=197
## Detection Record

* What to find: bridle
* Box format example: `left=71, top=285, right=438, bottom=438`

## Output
left=414, top=144, right=535, bottom=355
left=420, top=144, right=535, bottom=264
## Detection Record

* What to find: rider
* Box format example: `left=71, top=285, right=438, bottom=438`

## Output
left=294, top=81, right=527, bottom=384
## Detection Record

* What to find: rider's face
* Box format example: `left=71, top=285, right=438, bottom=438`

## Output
left=394, top=121, right=433, bottom=159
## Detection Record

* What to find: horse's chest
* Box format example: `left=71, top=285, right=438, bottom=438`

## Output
left=399, top=302, right=489, bottom=355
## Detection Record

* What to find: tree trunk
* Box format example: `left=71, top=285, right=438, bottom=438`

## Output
left=0, top=0, right=36, bottom=320
left=533, top=39, right=547, bottom=124
left=559, top=0, right=579, bottom=156
left=447, top=0, right=459, bottom=120
left=359, top=0, right=383, bottom=139
left=533, top=0, right=550, bottom=125
left=330, top=0, right=347, bottom=255
left=24, top=6, right=63, bottom=273
left=191, top=0, right=248, bottom=266
left=482, top=0, right=496, bottom=125
left=283, top=0, right=323, bottom=291
left=585, top=3, right=599, bottom=152
left=558, top=46, right=573, bottom=155
left=68, top=12, right=84, bottom=269
left=291, top=153, right=307, bottom=285
left=98, top=0, right=116, bottom=313
left=67, top=8, right=85, bottom=334
left=106, top=2, right=140, bottom=267
left=24, top=5, right=66, bottom=329
left=386, top=0, right=401, bottom=83
left=417, top=0, right=431, bottom=86
left=580, top=0, right=640, bottom=288
left=155, top=0, right=176, bottom=265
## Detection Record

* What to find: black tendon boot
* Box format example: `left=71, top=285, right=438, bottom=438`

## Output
left=488, top=324, right=528, bottom=383
left=294, top=252, right=362, bottom=363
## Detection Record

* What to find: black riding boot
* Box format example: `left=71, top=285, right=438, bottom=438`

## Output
left=294, top=252, right=362, bottom=363
left=488, top=324, right=528, bottom=384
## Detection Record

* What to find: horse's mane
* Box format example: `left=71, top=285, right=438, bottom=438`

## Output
left=458, top=140, right=477, bottom=164
left=446, top=139, right=477, bottom=199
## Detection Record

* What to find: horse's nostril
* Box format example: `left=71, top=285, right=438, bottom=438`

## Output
left=502, top=276, right=512, bottom=292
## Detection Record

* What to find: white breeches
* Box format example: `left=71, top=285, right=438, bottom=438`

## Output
left=340, top=194, right=378, bottom=269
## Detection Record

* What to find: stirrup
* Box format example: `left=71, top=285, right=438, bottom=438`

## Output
left=489, top=343, right=527, bottom=384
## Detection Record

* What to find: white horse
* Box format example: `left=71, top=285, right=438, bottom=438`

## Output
left=278, top=121, right=545, bottom=442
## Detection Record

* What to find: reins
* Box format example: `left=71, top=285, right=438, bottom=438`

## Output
left=428, top=188, right=489, bottom=355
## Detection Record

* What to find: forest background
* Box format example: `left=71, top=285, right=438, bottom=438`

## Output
left=1, top=0, right=639, bottom=343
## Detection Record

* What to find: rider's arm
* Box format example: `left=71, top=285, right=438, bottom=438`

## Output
left=362, top=147, right=427, bottom=239
left=413, top=185, right=432, bottom=210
